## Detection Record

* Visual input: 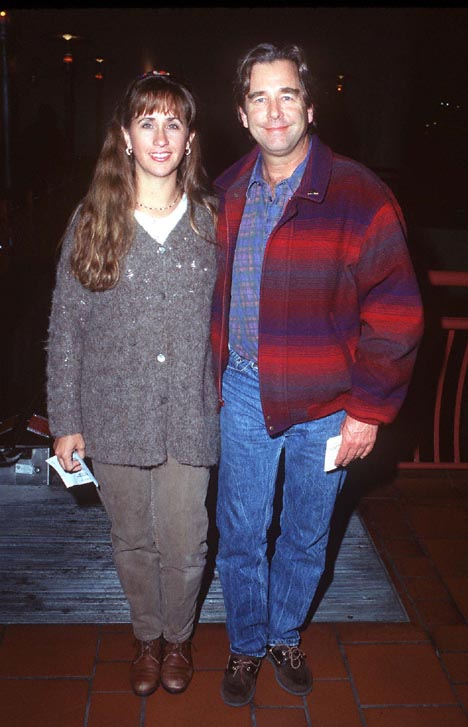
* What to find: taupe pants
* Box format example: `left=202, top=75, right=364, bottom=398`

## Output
left=93, top=456, right=210, bottom=643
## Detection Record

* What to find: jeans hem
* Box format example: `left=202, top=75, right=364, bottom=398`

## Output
left=231, top=648, right=267, bottom=659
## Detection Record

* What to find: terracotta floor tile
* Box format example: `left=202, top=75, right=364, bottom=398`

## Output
left=430, top=624, right=468, bottom=651
left=402, top=576, right=450, bottom=601
left=396, top=592, right=423, bottom=626
left=254, top=659, right=304, bottom=707
left=441, top=652, right=468, bottom=683
left=393, top=472, right=456, bottom=500
left=92, top=661, right=131, bottom=692
left=344, top=643, right=455, bottom=704
left=381, top=538, right=425, bottom=558
left=402, top=495, right=466, bottom=507
left=454, top=485, right=468, bottom=501
left=300, top=624, right=347, bottom=678
left=363, top=705, right=468, bottom=726
left=98, top=630, right=135, bottom=661
left=359, top=501, right=413, bottom=538
left=415, top=599, right=464, bottom=626
left=406, top=504, right=468, bottom=539
left=392, top=556, right=439, bottom=578
left=144, top=670, right=252, bottom=726
left=0, top=679, right=88, bottom=727
left=448, top=471, right=468, bottom=485
left=306, top=680, right=362, bottom=727
left=0, top=624, right=98, bottom=677
left=192, top=623, right=230, bottom=669
left=336, top=622, right=428, bottom=643
left=87, top=692, right=142, bottom=727
left=254, top=706, right=309, bottom=726
left=456, top=684, right=468, bottom=712
left=396, top=470, right=452, bottom=483
left=444, top=577, right=468, bottom=620
left=423, top=540, right=468, bottom=577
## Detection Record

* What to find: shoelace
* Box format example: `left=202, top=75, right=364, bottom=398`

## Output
left=164, top=642, right=190, bottom=663
left=274, top=646, right=305, bottom=670
left=134, top=640, right=159, bottom=663
left=229, top=657, right=260, bottom=680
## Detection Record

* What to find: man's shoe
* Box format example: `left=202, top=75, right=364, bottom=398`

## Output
left=220, top=653, right=262, bottom=707
left=130, top=639, right=162, bottom=697
left=267, top=644, right=312, bottom=695
left=160, top=640, right=194, bottom=694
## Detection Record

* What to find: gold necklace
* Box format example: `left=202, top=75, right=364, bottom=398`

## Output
left=136, top=191, right=180, bottom=211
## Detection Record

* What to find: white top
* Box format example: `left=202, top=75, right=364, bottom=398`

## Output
left=134, top=193, right=188, bottom=243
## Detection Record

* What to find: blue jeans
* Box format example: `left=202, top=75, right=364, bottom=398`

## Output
left=216, top=349, right=347, bottom=657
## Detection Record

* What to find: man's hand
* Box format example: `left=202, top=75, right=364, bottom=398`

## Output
left=54, top=433, right=86, bottom=472
left=335, top=415, right=378, bottom=468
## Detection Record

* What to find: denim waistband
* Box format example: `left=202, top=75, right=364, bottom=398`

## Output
left=228, top=347, right=259, bottom=372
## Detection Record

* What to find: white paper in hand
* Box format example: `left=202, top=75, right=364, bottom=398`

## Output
left=46, top=453, right=99, bottom=489
left=324, top=435, right=342, bottom=472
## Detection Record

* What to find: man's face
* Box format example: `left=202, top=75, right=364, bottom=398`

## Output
left=239, top=59, right=313, bottom=162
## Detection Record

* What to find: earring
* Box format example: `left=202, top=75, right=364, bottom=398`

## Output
left=125, top=145, right=133, bottom=156
left=185, top=144, right=191, bottom=156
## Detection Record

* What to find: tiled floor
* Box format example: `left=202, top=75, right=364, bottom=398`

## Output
left=1, top=468, right=467, bottom=726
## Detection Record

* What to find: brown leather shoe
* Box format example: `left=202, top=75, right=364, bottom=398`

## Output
left=130, top=639, right=162, bottom=697
left=160, top=640, right=194, bottom=694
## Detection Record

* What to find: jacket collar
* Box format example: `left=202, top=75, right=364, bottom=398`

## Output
left=214, top=134, right=334, bottom=204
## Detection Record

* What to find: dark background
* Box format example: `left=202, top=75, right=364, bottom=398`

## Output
left=4, top=6, right=468, bottom=224
left=1, top=6, right=467, bottom=460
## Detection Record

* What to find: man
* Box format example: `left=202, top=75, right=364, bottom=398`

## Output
left=211, top=43, right=423, bottom=707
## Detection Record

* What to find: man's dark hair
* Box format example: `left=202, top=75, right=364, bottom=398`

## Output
left=234, top=43, right=317, bottom=113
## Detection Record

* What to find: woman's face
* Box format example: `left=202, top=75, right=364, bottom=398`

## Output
left=123, top=109, right=194, bottom=184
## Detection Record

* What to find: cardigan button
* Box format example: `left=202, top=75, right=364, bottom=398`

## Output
left=268, top=425, right=274, bottom=432
left=157, top=353, right=166, bottom=363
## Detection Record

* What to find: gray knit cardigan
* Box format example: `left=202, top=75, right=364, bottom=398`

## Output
left=46, top=203, right=219, bottom=468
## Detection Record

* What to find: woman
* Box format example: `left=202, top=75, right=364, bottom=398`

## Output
left=47, top=71, right=219, bottom=697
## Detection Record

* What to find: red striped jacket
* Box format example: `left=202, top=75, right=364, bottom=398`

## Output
left=211, top=135, right=424, bottom=435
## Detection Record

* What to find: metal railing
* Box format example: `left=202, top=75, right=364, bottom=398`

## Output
left=399, top=270, right=468, bottom=469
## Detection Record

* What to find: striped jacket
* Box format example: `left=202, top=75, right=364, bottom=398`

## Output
left=211, top=135, right=424, bottom=436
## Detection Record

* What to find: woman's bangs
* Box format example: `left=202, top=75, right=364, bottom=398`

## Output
left=133, top=89, right=189, bottom=123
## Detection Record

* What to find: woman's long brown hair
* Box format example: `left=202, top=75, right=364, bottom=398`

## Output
left=70, top=73, right=216, bottom=291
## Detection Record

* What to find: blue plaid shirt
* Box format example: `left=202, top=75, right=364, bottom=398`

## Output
left=229, top=139, right=312, bottom=362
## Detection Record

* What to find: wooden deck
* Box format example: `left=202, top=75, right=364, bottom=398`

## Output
left=0, top=466, right=407, bottom=625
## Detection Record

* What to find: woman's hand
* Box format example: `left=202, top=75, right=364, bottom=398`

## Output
left=54, top=433, right=86, bottom=472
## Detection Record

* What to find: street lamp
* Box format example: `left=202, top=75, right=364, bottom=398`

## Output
left=60, top=33, right=81, bottom=162
left=45, top=32, right=86, bottom=163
